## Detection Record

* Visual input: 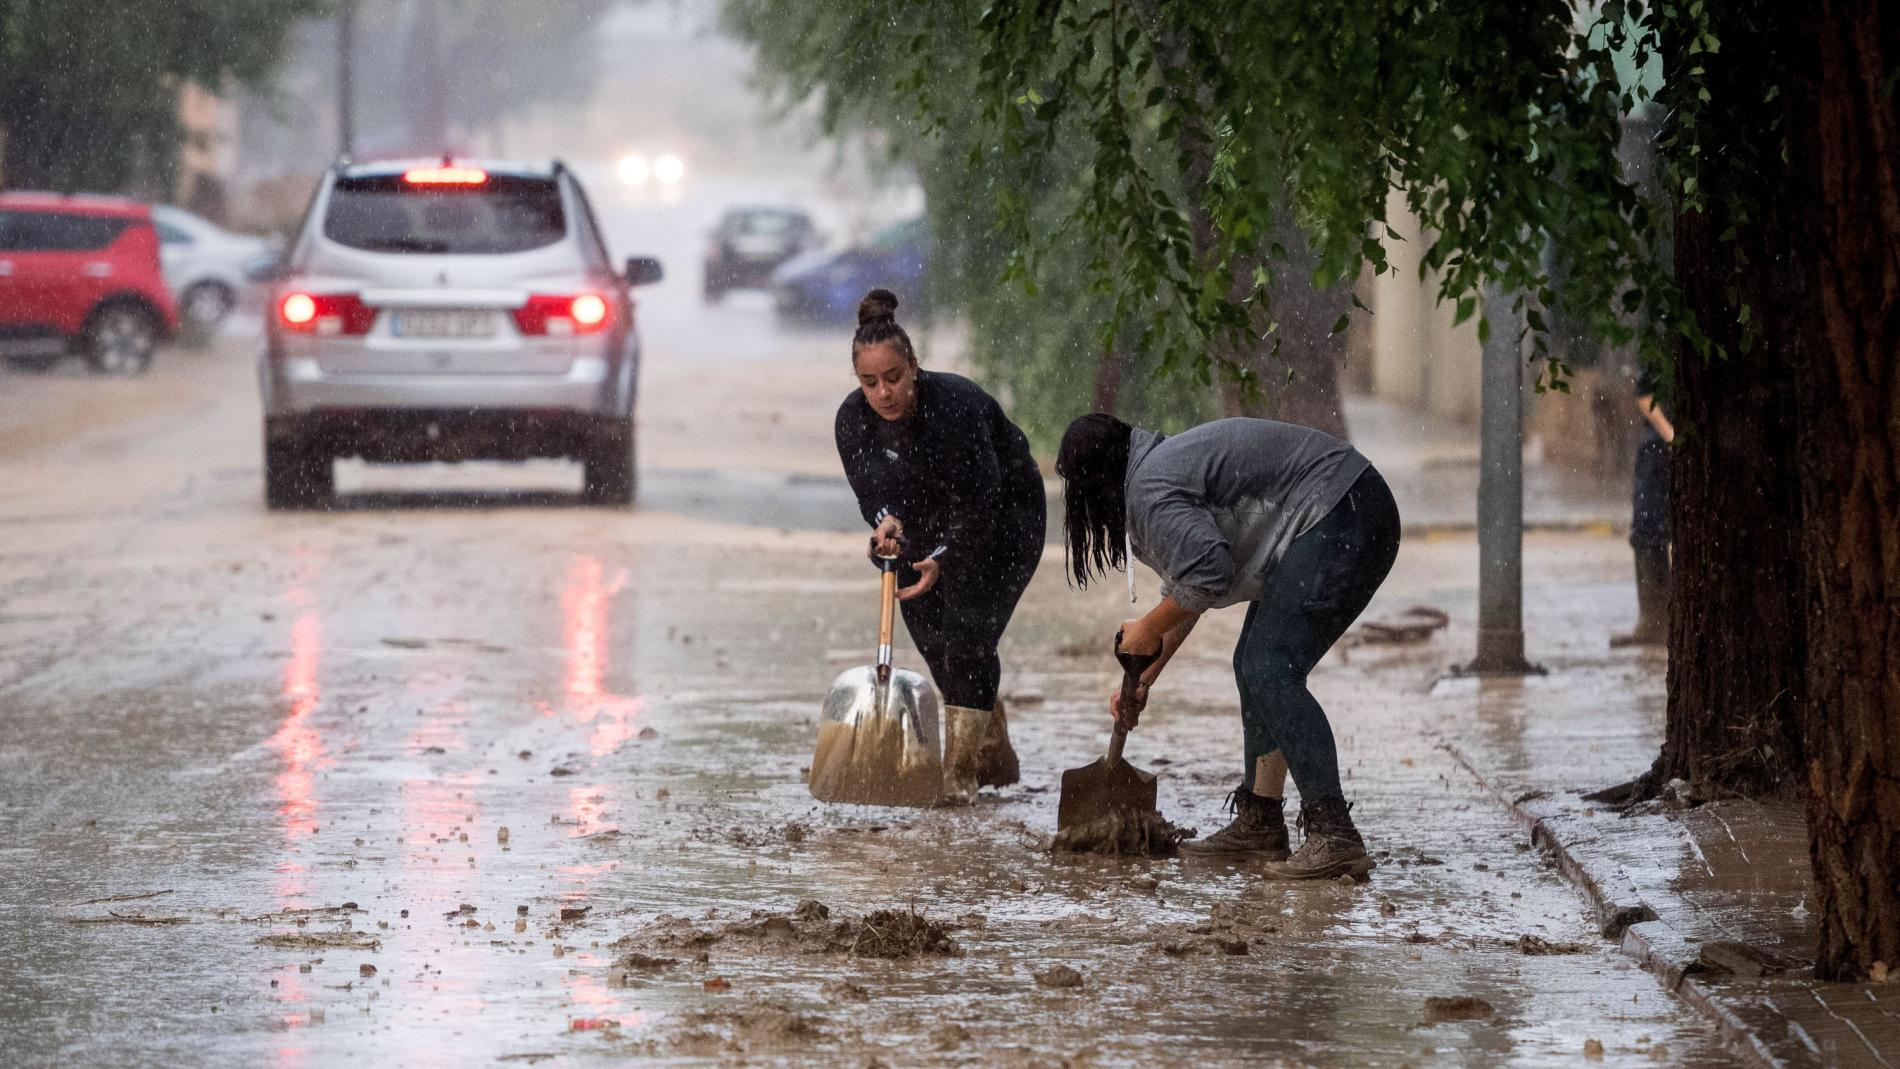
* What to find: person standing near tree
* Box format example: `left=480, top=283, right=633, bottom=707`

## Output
left=1614, top=369, right=1673, bottom=646
left=1056, top=412, right=1400, bottom=880
left=834, top=289, right=1045, bottom=804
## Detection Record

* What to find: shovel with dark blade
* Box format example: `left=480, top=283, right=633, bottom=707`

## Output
left=809, top=555, right=943, bottom=808
left=1056, top=638, right=1162, bottom=833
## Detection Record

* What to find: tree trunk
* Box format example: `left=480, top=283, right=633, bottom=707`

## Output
left=1217, top=213, right=1351, bottom=438
left=1654, top=16, right=1808, bottom=799
left=1136, top=1, right=1349, bottom=440
left=1795, top=0, right=1900, bottom=982
left=1091, top=345, right=1129, bottom=413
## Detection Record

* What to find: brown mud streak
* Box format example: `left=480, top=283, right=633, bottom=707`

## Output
left=809, top=718, right=940, bottom=808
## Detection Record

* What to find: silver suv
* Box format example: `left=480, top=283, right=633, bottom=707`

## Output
left=259, top=159, right=662, bottom=509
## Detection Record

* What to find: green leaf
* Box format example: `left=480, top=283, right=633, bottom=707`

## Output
left=1453, top=296, right=1477, bottom=326
left=1329, top=313, right=1351, bottom=336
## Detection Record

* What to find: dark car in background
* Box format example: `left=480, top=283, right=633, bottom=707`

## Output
left=702, top=206, right=815, bottom=302
left=0, top=193, right=179, bottom=374
left=771, top=217, right=927, bottom=325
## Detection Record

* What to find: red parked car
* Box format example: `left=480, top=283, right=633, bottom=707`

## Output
left=0, top=193, right=178, bottom=374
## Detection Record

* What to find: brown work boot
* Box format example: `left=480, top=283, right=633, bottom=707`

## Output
left=977, top=697, right=1021, bottom=789
left=1179, top=789, right=1290, bottom=861
left=1261, top=798, right=1373, bottom=881
left=939, top=704, right=992, bottom=806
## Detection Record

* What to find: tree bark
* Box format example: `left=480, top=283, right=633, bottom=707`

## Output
left=1212, top=212, right=1352, bottom=438
left=1136, top=1, right=1350, bottom=440
left=1091, top=345, right=1129, bottom=414
left=1654, top=14, right=1808, bottom=799
left=1795, top=0, right=1900, bottom=982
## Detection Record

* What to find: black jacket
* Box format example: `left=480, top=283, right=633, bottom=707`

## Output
left=835, top=371, right=1042, bottom=571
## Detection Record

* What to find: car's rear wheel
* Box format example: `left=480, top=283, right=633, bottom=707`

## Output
left=180, top=282, right=234, bottom=348
left=85, top=304, right=159, bottom=375
left=264, top=426, right=334, bottom=510
left=582, top=420, right=637, bottom=506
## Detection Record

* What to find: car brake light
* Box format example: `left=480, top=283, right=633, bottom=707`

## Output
left=281, top=293, right=317, bottom=325
left=280, top=292, right=375, bottom=335
left=514, top=294, right=611, bottom=336
left=403, top=166, right=488, bottom=185
left=571, top=294, right=608, bottom=328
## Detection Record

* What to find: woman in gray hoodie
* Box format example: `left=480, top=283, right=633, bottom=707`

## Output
left=1056, top=413, right=1400, bottom=880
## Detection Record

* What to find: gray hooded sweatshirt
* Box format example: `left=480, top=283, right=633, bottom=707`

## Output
left=1125, top=418, right=1370, bottom=613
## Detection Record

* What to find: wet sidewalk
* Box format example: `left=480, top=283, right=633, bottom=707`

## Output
left=1427, top=649, right=1900, bottom=1067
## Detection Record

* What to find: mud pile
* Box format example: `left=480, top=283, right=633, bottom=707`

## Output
left=1051, top=810, right=1196, bottom=856
left=612, top=900, right=959, bottom=961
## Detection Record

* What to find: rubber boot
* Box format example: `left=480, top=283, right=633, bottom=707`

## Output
left=1179, top=788, right=1291, bottom=860
left=1612, top=544, right=1671, bottom=647
left=1261, top=798, right=1373, bottom=881
left=976, top=697, right=1020, bottom=789
left=939, top=705, right=992, bottom=806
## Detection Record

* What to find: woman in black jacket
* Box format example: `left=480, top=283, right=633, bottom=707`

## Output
left=834, top=289, right=1044, bottom=803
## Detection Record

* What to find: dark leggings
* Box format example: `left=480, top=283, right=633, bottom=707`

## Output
left=1630, top=431, right=1671, bottom=550
left=899, top=503, right=1043, bottom=709
left=1235, top=468, right=1401, bottom=801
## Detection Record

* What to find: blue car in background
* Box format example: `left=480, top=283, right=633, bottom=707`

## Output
left=772, top=217, right=927, bottom=324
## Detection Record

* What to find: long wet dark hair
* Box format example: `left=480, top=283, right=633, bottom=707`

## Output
left=851, top=288, right=915, bottom=365
left=1056, top=413, right=1132, bottom=588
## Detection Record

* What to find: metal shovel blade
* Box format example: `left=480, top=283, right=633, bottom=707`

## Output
left=809, top=665, right=943, bottom=808
left=1057, top=640, right=1162, bottom=831
left=1057, top=731, right=1158, bottom=831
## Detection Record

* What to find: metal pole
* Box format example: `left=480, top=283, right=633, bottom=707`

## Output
left=1464, top=283, right=1538, bottom=675
left=337, top=0, right=358, bottom=157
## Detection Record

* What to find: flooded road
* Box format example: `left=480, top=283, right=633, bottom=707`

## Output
left=0, top=291, right=1735, bottom=1066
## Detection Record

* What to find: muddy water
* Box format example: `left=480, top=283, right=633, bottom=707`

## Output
left=0, top=327, right=1744, bottom=1067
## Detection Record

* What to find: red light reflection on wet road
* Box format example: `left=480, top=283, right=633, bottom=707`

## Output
left=560, top=555, right=644, bottom=757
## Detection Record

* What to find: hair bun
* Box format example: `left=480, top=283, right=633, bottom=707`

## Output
left=858, top=288, right=900, bottom=326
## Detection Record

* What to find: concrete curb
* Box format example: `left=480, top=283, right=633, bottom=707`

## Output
left=1442, top=742, right=1796, bottom=1069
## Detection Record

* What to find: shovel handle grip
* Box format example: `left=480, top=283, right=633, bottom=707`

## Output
left=876, top=556, right=898, bottom=677
left=1112, top=627, right=1160, bottom=734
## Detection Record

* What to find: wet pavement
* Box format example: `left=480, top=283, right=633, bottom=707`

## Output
left=1433, top=641, right=1900, bottom=1067
left=0, top=295, right=1745, bottom=1067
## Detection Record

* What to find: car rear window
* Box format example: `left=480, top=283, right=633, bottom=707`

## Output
left=0, top=211, right=134, bottom=251
left=726, top=212, right=804, bottom=236
left=322, top=174, right=566, bottom=255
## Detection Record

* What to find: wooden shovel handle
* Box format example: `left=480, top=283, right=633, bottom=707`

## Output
left=876, top=556, right=898, bottom=679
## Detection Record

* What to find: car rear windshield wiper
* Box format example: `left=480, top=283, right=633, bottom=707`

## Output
left=358, top=237, right=454, bottom=253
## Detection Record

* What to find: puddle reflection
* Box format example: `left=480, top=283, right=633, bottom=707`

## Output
left=560, top=555, right=645, bottom=757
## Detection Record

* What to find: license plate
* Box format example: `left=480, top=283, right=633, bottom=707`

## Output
left=393, top=309, right=495, bottom=339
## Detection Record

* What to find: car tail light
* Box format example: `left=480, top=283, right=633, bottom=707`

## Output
left=514, top=294, right=612, bottom=336
left=280, top=292, right=375, bottom=335
left=403, top=166, right=488, bottom=185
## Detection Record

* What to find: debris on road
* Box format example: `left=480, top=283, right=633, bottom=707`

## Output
left=1516, top=934, right=1589, bottom=955
left=256, top=930, right=380, bottom=950
left=1423, top=995, right=1495, bottom=1022
left=67, top=889, right=173, bottom=907
left=1034, top=965, right=1084, bottom=989
left=612, top=902, right=958, bottom=961
left=1343, top=605, right=1450, bottom=647
left=68, top=911, right=187, bottom=926
left=1051, top=810, right=1194, bottom=856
